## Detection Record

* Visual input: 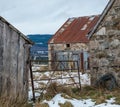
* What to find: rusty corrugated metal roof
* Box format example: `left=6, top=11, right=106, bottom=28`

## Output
left=49, top=15, right=99, bottom=44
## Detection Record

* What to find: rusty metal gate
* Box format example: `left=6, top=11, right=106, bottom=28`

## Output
left=29, top=60, right=81, bottom=101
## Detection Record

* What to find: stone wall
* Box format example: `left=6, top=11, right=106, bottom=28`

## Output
left=48, top=43, right=89, bottom=71
left=90, top=0, right=120, bottom=86
left=48, top=43, right=88, bottom=61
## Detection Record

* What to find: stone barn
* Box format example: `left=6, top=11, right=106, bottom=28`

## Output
left=0, top=16, right=33, bottom=106
left=89, top=0, right=120, bottom=87
left=48, top=15, right=99, bottom=72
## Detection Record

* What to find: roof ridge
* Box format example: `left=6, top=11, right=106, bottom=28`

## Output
left=88, top=0, right=115, bottom=38
left=0, top=16, right=33, bottom=44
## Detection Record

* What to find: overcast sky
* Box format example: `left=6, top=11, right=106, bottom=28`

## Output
left=0, top=0, right=109, bottom=35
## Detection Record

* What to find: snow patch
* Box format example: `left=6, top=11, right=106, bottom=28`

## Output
left=43, top=94, right=120, bottom=107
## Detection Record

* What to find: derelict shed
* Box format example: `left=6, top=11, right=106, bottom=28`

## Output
left=0, top=16, right=33, bottom=106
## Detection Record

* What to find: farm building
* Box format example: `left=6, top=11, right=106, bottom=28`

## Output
left=0, top=16, right=33, bottom=106
left=89, top=0, right=120, bottom=87
left=48, top=15, right=99, bottom=72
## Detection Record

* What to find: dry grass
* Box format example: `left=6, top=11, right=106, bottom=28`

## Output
left=40, top=65, right=48, bottom=71
left=35, top=102, right=49, bottom=107
left=59, top=101, right=73, bottom=107
left=61, top=93, right=72, bottom=99
left=39, top=82, right=73, bottom=101
left=79, top=86, right=120, bottom=104
left=23, top=103, right=33, bottom=107
left=40, top=74, right=49, bottom=80
left=33, top=75, right=40, bottom=80
left=36, top=83, right=120, bottom=106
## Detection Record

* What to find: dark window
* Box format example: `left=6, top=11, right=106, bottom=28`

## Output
left=66, top=44, right=70, bottom=48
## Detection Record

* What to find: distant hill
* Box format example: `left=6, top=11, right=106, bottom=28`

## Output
left=27, top=34, right=53, bottom=60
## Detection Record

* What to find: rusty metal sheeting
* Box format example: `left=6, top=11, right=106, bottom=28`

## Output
left=49, top=15, right=99, bottom=44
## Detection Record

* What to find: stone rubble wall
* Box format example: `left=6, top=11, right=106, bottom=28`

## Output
left=90, top=0, right=120, bottom=86
left=48, top=43, right=88, bottom=61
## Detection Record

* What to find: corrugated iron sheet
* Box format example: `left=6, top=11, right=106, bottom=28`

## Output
left=49, top=15, right=99, bottom=44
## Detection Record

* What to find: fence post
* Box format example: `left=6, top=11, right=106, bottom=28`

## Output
left=77, top=61, right=81, bottom=90
left=80, top=52, right=84, bottom=73
left=29, top=60, right=35, bottom=102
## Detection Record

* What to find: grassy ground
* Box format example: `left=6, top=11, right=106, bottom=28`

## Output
left=34, top=82, right=120, bottom=107
left=59, top=101, right=73, bottom=107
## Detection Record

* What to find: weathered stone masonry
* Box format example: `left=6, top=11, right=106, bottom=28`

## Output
left=89, top=0, right=120, bottom=86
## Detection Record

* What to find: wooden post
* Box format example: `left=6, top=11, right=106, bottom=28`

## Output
left=77, top=61, right=81, bottom=90
left=29, top=60, right=35, bottom=102
left=87, top=57, right=90, bottom=69
left=80, top=52, right=84, bottom=73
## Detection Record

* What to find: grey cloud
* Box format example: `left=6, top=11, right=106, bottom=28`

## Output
left=0, top=0, right=109, bottom=34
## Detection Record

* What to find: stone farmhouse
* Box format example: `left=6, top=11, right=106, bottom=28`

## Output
left=48, top=15, right=99, bottom=72
left=88, top=0, right=120, bottom=86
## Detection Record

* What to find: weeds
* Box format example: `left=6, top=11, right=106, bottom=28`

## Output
left=35, top=102, right=49, bottom=107
left=40, top=82, right=73, bottom=101
left=40, top=74, right=49, bottom=80
left=59, top=101, right=73, bottom=107
left=37, top=83, right=120, bottom=106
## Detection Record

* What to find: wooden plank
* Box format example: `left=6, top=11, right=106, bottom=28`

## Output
left=2, top=23, right=11, bottom=96
left=0, top=27, right=3, bottom=96
left=0, top=22, right=3, bottom=78
left=80, top=52, right=84, bottom=73
left=30, top=61, right=35, bottom=102
left=18, top=37, right=25, bottom=100
left=87, top=57, right=90, bottom=69
left=23, top=44, right=30, bottom=100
